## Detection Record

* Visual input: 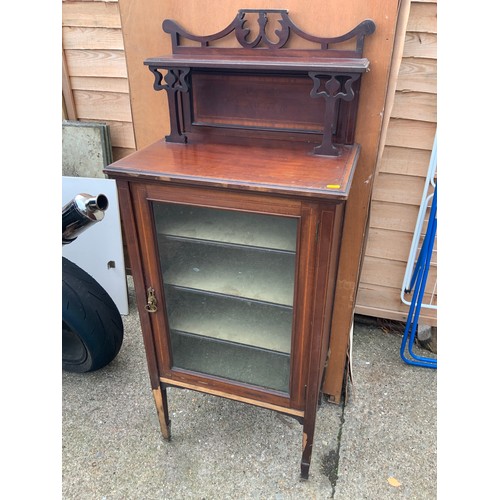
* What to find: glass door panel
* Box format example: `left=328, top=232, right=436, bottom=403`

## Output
left=166, top=286, right=293, bottom=353
left=154, top=203, right=297, bottom=251
left=152, top=202, right=298, bottom=393
left=170, top=331, right=290, bottom=393
left=158, top=237, right=295, bottom=306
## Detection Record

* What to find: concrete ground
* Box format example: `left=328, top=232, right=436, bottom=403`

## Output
left=62, top=278, right=437, bottom=499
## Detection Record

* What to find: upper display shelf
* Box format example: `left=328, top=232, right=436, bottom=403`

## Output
left=143, top=9, right=376, bottom=157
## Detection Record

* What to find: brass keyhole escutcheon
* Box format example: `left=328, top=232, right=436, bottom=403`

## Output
left=145, top=287, right=158, bottom=313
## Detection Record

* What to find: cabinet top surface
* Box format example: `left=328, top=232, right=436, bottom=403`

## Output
left=104, top=138, right=360, bottom=200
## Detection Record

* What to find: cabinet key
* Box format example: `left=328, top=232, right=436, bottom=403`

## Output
left=145, top=287, right=158, bottom=313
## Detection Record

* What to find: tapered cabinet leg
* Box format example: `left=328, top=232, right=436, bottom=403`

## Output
left=152, top=386, right=171, bottom=440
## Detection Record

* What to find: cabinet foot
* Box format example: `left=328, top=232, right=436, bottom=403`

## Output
left=300, top=430, right=312, bottom=480
left=300, top=459, right=310, bottom=480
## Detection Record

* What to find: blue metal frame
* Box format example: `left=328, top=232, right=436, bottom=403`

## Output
left=400, top=183, right=437, bottom=369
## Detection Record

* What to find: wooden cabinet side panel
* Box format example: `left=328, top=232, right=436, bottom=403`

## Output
left=319, top=203, right=345, bottom=380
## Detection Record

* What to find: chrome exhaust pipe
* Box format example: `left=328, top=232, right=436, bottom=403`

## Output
left=62, top=193, right=109, bottom=245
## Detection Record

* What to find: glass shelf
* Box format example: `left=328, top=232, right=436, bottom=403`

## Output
left=152, top=202, right=297, bottom=393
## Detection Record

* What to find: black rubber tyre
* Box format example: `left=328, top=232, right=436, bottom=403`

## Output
left=62, top=257, right=124, bottom=373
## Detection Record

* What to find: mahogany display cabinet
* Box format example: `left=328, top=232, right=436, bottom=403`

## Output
left=104, top=10, right=375, bottom=479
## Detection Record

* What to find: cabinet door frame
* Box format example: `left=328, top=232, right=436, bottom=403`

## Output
left=130, top=180, right=322, bottom=412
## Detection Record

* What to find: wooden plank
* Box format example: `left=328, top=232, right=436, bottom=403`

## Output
left=85, top=119, right=136, bottom=149
left=364, top=228, right=413, bottom=262
left=391, top=91, right=436, bottom=122
left=403, top=32, right=436, bottom=59
left=357, top=286, right=438, bottom=319
left=73, top=90, right=133, bottom=122
left=62, top=26, right=124, bottom=50
left=360, top=256, right=405, bottom=289
left=378, top=145, right=431, bottom=176
left=65, top=49, right=128, bottom=78
left=396, top=57, right=437, bottom=93
left=372, top=172, right=426, bottom=205
left=103, top=120, right=135, bottom=149
left=368, top=223, right=437, bottom=265
left=118, top=0, right=404, bottom=405
left=372, top=0, right=412, bottom=174
left=385, top=118, right=436, bottom=150
left=355, top=284, right=437, bottom=326
left=407, top=2, right=436, bottom=33
left=108, top=123, right=134, bottom=154
left=70, top=76, right=130, bottom=93
left=323, top=0, right=408, bottom=401
left=62, top=50, right=77, bottom=121
left=160, top=377, right=304, bottom=417
left=369, top=200, right=420, bottom=233
left=63, top=95, right=69, bottom=120
left=358, top=279, right=437, bottom=311
left=360, top=255, right=436, bottom=290
left=112, top=147, right=136, bottom=161
left=62, top=1, right=121, bottom=28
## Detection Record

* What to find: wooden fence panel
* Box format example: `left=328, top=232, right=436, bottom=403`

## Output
left=62, top=0, right=136, bottom=159
left=357, top=0, right=437, bottom=325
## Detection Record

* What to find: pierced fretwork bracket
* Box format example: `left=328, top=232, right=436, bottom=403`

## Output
left=309, top=72, right=361, bottom=156
left=148, top=66, right=191, bottom=143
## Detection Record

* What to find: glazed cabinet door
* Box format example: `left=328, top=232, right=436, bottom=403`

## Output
left=131, top=182, right=318, bottom=410
left=155, top=201, right=297, bottom=392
